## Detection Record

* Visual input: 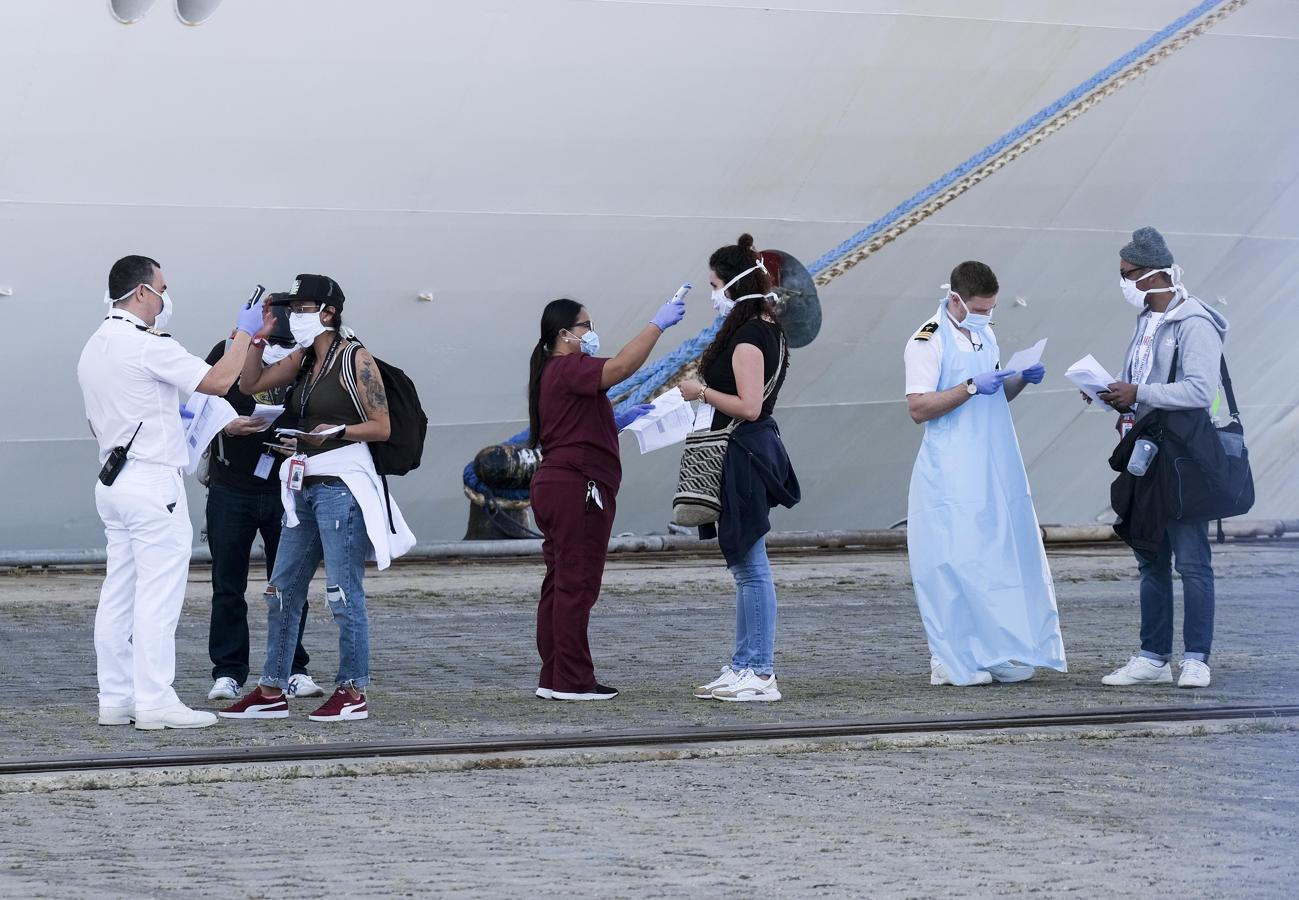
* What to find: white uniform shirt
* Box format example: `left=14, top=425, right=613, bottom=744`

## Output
left=77, top=311, right=211, bottom=467
left=903, top=311, right=993, bottom=395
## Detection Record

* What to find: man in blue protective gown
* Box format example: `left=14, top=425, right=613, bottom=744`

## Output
left=902, top=260, right=1067, bottom=686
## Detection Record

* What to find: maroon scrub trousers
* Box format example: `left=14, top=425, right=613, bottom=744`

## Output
left=532, top=353, right=622, bottom=694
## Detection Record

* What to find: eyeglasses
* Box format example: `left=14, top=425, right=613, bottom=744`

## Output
left=1120, top=266, right=1150, bottom=282
left=570, top=320, right=593, bottom=333
left=288, top=302, right=322, bottom=314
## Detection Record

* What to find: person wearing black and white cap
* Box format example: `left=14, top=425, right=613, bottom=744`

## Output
left=77, top=255, right=263, bottom=730
left=1097, top=227, right=1229, bottom=689
left=203, top=298, right=324, bottom=704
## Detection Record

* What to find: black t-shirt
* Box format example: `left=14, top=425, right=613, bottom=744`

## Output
left=702, top=318, right=786, bottom=431
left=203, top=341, right=290, bottom=493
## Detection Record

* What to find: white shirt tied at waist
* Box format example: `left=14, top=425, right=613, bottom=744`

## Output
left=278, top=443, right=416, bottom=570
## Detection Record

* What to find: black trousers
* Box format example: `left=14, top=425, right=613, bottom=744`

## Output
left=207, top=480, right=310, bottom=683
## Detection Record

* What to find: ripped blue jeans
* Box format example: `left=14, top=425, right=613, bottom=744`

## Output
left=259, top=481, right=372, bottom=690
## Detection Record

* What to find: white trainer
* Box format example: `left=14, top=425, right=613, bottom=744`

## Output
left=134, top=702, right=218, bottom=730
left=1178, top=659, right=1212, bottom=688
left=1101, top=656, right=1173, bottom=686
left=930, top=657, right=992, bottom=686
left=694, top=665, right=742, bottom=699
left=287, top=673, right=326, bottom=699
left=986, top=662, right=1036, bottom=683
left=207, top=677, right=242, bottom=701
left=535, top=687, right=553, bottom=700
left=98, top=705, right=134, bottom=726
left=711, top=669, right=781, bottom=702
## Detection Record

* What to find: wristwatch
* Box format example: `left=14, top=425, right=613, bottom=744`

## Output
left=965, top=378, right=977, bottom=395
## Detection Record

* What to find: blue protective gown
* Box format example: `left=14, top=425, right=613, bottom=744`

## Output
left=906, top=305, right=1067, bottom=685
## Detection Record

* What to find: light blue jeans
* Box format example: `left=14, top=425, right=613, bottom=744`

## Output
left=731, top=537, right=777, bottom=675
left=260, top=481, right=372, bottom=690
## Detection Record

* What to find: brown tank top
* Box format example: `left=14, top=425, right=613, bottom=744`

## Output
left=294, top=338, right=365, bottom=456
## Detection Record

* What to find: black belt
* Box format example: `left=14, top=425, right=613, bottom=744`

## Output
left=302, top=475, right=344, bottom=487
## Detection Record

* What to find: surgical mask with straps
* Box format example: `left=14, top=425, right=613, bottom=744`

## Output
left=711, top=256, right=778, bottom=317
left=943, top=284, right=993, bottom=334
left=1121, top=264, right=1184, bottom=309
left=103, top=283, right=174, bottom=330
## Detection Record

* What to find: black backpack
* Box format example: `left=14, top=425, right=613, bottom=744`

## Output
left=339, top=340, right=429, bottom=530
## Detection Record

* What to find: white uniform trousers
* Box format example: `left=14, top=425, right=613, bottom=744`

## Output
left=93, top=462, right=192, bottom=711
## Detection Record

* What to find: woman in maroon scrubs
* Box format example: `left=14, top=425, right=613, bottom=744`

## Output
left=527, top=294, right=686, bottom=700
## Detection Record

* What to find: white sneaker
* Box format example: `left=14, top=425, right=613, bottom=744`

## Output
left=930, top=657, right=993, bottom=686
left=287, top=673, right=326, bottom=698
left=694, top=665, right=742, bottom=699
left=711, top=669, right=781, bottom=702
left=1178, top=659, right=1211, bottom=688
left=986, top=662, right=1036, bottom=683
left=1101, top=656, right=1173, bottom=686
left=98, top=704, right=134, bottom=726
left=207, top=677, right=242, bottom=701
left=134, top=702, right=218, bottom=730
left=535, top=687, right=553, bottom=700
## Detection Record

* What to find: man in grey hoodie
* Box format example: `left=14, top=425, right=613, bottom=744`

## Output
left=1097, top=226, right=1229, bottom=690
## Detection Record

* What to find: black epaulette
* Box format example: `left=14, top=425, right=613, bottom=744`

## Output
left=105, top=314, right=171, bottom=338
left=913, top=322, right=939, bottom=342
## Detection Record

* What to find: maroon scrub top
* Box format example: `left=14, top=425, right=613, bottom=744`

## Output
left=537, top=353, right=621, bottom=492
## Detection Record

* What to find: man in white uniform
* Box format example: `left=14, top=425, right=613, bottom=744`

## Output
left=903, top=260, right=1067, bottom=686
left=78, top=255, right=263, bottom=729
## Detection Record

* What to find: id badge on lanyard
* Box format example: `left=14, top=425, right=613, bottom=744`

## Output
left=1119, top=412, right=1136, bottom=439
left=286, top=453, right=307, bottom=492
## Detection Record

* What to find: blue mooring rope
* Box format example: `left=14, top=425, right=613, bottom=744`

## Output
left=464, top=0, right=1231, bottom=501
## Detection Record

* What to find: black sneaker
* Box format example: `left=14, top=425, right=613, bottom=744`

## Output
left=550, top=684, right=619, bottom=701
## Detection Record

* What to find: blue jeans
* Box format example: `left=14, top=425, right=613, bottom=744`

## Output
left=259, top=481, right=372, bottom=690
left=1137, top=519, right=1215, bottom=664
left=731, top=537, right=777, bottom=675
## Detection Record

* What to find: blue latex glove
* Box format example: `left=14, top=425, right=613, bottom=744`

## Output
left=235, top=285, right=266, bottom=337
left=972, top=369, right=1012, bottom=395
left=614, top=403, right=654, bottom=431
left=650, top=295, right=686, bottom=331
left=1019, top=362, right=1046, bottom=384
left=179, top=403, right=195, bottom=421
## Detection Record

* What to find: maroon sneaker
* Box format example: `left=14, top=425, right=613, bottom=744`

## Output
left=308, top=688, right=369, bottom=722
left=218, top=688, right=289, bottom=719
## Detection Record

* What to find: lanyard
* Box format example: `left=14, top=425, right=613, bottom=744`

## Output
left=297, top=336, right=343, bottom=418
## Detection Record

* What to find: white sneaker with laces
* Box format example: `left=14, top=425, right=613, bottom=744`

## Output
left=287, top=673, right=326, bottom=698
left=134, top=702, right=218, bottom=730
left=207, top=677, right=242, bottom=701
left=930, top=656, right=992, bottom=686
left=711, top=669, right=781, bottom=702
left=694, top=665, right=741, bottom=699
left=1178, top=659, right=1211, bottom=688
left=1101, top=656, right=1173, bottom=686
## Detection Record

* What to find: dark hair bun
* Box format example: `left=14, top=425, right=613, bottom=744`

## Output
left=736, top=233, right=755, bottom=252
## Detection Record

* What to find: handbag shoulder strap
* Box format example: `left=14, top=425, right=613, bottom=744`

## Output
left=1219, top=355, right=1240, bottom=421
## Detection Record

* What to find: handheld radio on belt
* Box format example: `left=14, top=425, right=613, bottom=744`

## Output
left=98, top=422, right=143, bottom=486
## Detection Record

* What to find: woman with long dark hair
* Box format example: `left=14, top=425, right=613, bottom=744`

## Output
left=679, top=234, right=800, bottom=702
left=528, top=292, right=686, bottom=700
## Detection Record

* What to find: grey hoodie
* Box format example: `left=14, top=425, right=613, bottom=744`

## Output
left=1121, top=293, right=1229, bottom=419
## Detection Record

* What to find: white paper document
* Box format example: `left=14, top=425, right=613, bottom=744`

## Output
left=1004, top=338, right=1047, bottom=376
left=275, top=424, right=346, bottom=439
left=1065, top=354, right=1118, bottom=403
left=183, top=393, right=238, bottom=474
left=622, top=388, right=695, bottom=454
left=250, top=403, right=284, bottom=427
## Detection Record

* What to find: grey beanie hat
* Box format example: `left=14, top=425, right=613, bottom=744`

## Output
left=1120, top=226, right=1174, bottom=268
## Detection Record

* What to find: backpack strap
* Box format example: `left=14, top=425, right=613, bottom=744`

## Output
left=338, top=340, right=367, bottom=421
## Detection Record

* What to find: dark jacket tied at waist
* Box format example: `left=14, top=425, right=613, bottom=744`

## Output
left=700, top=417, right=800, bottom=566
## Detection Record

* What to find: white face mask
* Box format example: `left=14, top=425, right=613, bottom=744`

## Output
left=288, top=311, right=333, bottom=347
left=1120, top=264, right=1182, bottom=309
left=941, top=285, right=993, bottom=334
left=104, top=283, right=173, bottom=329
left=262, top=343, right=295, bottom=365
left=712, top=257, right=777, bottom=317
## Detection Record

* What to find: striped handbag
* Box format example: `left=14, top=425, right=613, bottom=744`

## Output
left=671, top=336, right=785, bottom=527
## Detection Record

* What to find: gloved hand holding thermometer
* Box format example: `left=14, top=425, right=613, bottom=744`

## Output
left=235, top=284, right=266, bottom=337
left=651, top=283, right=691, bottom=331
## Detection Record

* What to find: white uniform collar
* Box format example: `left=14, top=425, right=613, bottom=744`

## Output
left=108, top=308, right=149, bottom=328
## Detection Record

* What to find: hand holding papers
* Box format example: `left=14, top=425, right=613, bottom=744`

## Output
left=183, top=393, right=238, bottom=474
left=1065, top=354, right=1118, bottom=403
left=1004, top=338, right=1047, bottom=376
left=622, top=388, right=695, bottom=453
left=250, top=403, right=284, bottom=428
